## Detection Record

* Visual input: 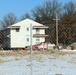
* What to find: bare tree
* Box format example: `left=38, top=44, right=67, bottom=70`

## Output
left=61, top=1, right=76, bottom=24
left=32, top=0, right=62, bottom=44
left=0, top=13, right=17, bottom=29
left=20, top=13, right=31, bottom=21
left=32, top=0, right=62, bottom=24
left=59, top=1, right=76, bottom=45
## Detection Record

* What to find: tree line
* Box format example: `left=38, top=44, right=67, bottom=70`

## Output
left=0, top=0, right=76, bottom=45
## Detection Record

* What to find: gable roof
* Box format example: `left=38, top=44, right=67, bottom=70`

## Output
left=10, top=18, right=45, bottom=26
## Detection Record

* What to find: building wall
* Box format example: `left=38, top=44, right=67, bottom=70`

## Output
left=11, top=26, right=27, bottom=48
left=33, top=28, right=45, bottom=44
left=10, top=25, right=45, bottom=48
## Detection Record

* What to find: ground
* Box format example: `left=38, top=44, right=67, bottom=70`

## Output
left=0, top=50, right=76, bottom=75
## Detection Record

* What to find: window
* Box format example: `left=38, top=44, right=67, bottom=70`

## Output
left=27, top=28, right=29, bottom=31
left=36, top=28, right=40, bottom=34
left=36, top=37, right=40, bottom=41
left=27, top=38, right=29, bottom=42
left=16, top=28, right=19, bottom=32
left=36, top=42, right=40, bottom=44
left=36, top=39, right=40, bottom=41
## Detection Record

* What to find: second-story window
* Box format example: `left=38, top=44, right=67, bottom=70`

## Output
left=27, top=28, right=29, bottom=31
left=36, top=28, right=40, bottom=34
left=16, top=28, right=19, bottom=32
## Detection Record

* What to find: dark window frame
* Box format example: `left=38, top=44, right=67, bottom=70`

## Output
left=16, top=28, right=19, bottom=32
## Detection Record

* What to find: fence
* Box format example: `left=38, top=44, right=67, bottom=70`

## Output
left=0, top=24, right=76, bottom=50
left=0, top=24, right=76, bottom=75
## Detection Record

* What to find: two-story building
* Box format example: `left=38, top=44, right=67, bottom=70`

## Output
left=5, top=18, right=48, bottom=49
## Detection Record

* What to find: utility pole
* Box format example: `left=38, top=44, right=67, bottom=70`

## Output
left=53, top=13, right=60, bottom=50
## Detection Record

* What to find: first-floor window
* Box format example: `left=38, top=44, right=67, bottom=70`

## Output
left=36, top=42, right=40, bottom=44
left=27, top=38, right=29, bottom=42
left=36, top=37, right=40, bottom=41
left=36, top=37, right=40, bottom=44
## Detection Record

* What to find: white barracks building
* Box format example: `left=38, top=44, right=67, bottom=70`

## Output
left=7, top=18, right=48, bottom=49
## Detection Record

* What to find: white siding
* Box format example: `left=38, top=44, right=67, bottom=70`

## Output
left=32, top=37, right=45, bottom=44
left=11, top=27, right=26, bottom=48
left=10, top=19, right=47, bottom=48
left=33, top=29, right=45, bottom=34
left=32, top=28, right=45, bottom=45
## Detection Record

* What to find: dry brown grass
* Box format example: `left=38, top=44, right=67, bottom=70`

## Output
left=0, top=59, right=10, bottom=64
left=0, top=49, right=76, bottom=64
left=0, top=49, right=76, bottom=57
left=0, top=50, right=30, bottom=57
left=0, top=59, right=4, bottom=63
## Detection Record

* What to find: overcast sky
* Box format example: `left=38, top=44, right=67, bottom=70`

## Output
left=0, top=0, right=75, bottom=19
